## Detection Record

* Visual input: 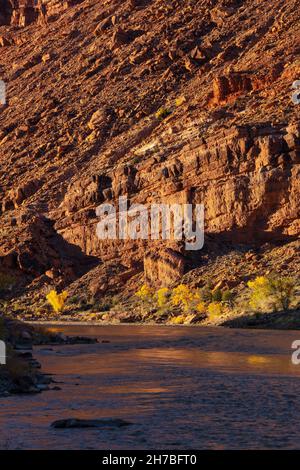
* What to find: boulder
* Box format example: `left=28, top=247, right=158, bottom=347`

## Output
left=51, top=418, right=133, bottom=428
left=0, top=36, right=11, bottom=47
left=144, top=249, right=185, bottom=287
left=111, top=27, right=132, bottom=49
left=212, top=72, right=253, bottom=104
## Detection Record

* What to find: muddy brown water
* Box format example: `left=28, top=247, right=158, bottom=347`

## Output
left=1, top=324, right=300, bottom=449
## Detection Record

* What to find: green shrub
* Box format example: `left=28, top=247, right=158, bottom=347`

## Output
left=212, top=288, right=222, bottom=302
left=155, top=107, right=172, bottom=120
left=269, top=277, right=296, bottom=311
left=199, top=286, right=213, bottom=303
left=0, top=272, right=14, bottom=296
left=222, top=290, right=234, bottom=304
left=69, top=295, right=80, bottom=305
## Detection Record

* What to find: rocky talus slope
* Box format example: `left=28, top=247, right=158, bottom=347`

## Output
left=0, top=0, right=299, bottom=317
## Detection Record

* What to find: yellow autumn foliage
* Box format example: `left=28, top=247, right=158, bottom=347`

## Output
left=207, top=302, right=222, bottom=320
left=247, top=276, right=270, bottom=290
left=175, top=96, right=186, bottom=107
left=135, top=284, right=154, bottom=302
left=247, top=275, right=296, bottom=311
left=46, top=290, right=68, bottom=314
left=156, top=287, right=169, bottom=307
left=134, top=282, right=237, bottom=321
left=196, top=301, right=207, bottom=314
left=170, top=315, right=185, bottom=325
left=171, top=284, right=195, bottom=312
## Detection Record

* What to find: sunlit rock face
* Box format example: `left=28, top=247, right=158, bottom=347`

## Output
left=0, top=0, right=299, bottom=296
left=53, top=122, right=299, bottom=287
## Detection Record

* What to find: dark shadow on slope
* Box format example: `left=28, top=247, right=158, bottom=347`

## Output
left=222, top=309, right=300, bottom=330
left=0, top=214, right=100, bottom=300
left=184, top=228, right=299, bottom=272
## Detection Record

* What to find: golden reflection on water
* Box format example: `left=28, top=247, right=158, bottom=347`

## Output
left=247, top=355, right=271, bottom=364
left=134, top=348, right=299, bottom=376
left=42, top=346, right=300, bottom=378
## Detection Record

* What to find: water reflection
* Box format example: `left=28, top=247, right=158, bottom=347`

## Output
left=1, top=325, right=300, bottom=449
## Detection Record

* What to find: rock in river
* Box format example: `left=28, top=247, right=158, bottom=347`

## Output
left=51, top=418, right=133, bottom=429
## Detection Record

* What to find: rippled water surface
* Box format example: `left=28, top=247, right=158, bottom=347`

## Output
left=1, top=325, right=300, bottom=449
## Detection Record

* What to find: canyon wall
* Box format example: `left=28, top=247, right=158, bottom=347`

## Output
left=53, top=121, right=299, bottom=285
left=0, top=0, right=299, bottom=295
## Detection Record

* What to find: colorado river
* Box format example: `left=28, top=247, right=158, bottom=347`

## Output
left=1, top=325, right=300, bottom=449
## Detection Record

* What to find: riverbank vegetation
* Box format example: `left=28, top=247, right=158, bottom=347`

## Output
left=34, top=274, right=300, bottom=327
left=135, top=283, right=234, bottom=324
left=2, top=269, right=299, bottom=329
left=132, top=275, right=299, bottom=326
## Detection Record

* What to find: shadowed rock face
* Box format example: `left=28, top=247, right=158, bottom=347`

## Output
left=0, top=1, right=13, bottom=25
left=0, top=0, right=38, bottom=27
left=0, top=0, right=299, bottom=297
left=0, top=0, right=84, bottom=27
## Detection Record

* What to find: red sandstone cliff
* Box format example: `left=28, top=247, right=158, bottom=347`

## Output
left=0, top=0, right=299, bottom=313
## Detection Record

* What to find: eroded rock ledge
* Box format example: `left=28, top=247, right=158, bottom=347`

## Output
left=53, top=121, right=299, bottom=285
left=0, top=0, right=83, bottom=27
